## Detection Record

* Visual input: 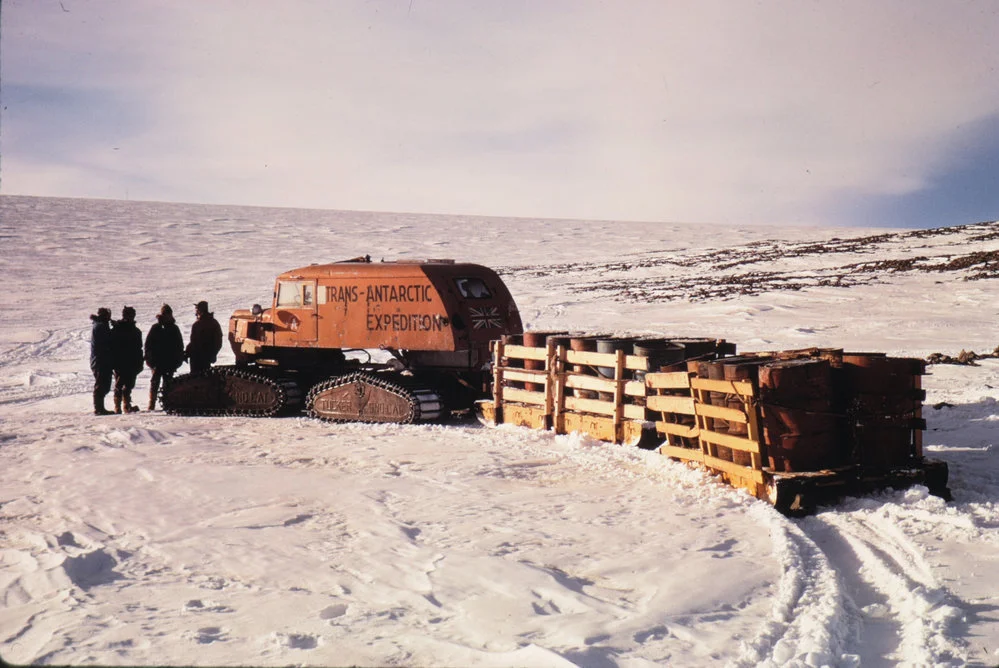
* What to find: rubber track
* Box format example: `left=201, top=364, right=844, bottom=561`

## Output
left=163, top=365, right=302, bottom=417
left=306, top=371, right=443, bottom=424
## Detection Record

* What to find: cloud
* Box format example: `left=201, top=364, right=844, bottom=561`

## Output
left=827, top=112, right=999, bottom=227
left=3, top=0, right=999, bottom=226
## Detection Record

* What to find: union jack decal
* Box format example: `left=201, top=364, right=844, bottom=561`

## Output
left=469, top=306, right=503, bottom=329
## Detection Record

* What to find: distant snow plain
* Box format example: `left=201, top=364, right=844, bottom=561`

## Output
left=1, top=195, right=998, bottom=667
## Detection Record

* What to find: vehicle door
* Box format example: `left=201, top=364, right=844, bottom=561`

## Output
left=273, top=280, right=319, bottom=344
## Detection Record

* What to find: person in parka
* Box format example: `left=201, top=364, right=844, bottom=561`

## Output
left=90, top=307, right=114, bottom=415
left=186, top=300, right=223, bottom=374
left=144, top=303, right=185, bottom=410
left=111, top=306, right=144, bottom=413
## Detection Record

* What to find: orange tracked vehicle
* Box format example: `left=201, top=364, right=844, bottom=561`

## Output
left=162, top=256, right=523, bottom=423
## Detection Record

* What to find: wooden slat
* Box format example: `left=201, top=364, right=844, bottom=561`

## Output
left=565, top=349, right=613, bottom=367
left=565, top=396, right=616, bottom=416
left=622, top=404, right=646, bottom=421
left=744, top=384, right=765, bottom=468
left=701, top=454, right=766, bottom=484
left=699, top=429, right=762, bottom=456
left=476, top=400, right=497, bottom=425
left=724, top=473, right=766, bottom=499
left=564, top=374, right=616, bottom=394
left=562, top=396, right=645, bottom=422
left=655, top=421, right=699, bottom=438
left=612, top=349, right=626, bottom=435
left=501, top=344, right=550, bottom=361
left=623, top=380, right=646, bottom=397
left=621, top=420, right=647, bottom=446
left=564, top=375, right=646, bottom=397
left=690, top=377, right=755, bottom=398
left=660, top=446, right=766, bottom=487
left=552, top=345, right=568, bottom=435
left=660, top=443, right=705, bottom=463
left=565, top=349, right=648, bottom=371
left=561, top=412, right=617, bottom=442
left=498, top=403, right=549, bottom=430
left=625, top=354, right=649, bottom=372
left=544, top=342, right=556, bottom=417
left=500, top=368, right=549, bottom=384
left=647, top=395, right=696, bottom=415
left=694, top=403, right=748, bottom=423
left=501, top=387, right=549, bottom=407
left=645, top=371, right=693, bottom=390
left=492, top=340, right=505, bottom=409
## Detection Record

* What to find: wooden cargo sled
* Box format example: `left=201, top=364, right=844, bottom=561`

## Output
left=479, top=333, right=950, bottom=515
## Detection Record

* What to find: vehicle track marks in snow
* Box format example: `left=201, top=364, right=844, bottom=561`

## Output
left=803, top=506, right=967, bottom=666
left=730, top=505, right=859, bottom=668
left=0, top=329, right=77, bottom=367
left=0, top=328, right=92, bottom=405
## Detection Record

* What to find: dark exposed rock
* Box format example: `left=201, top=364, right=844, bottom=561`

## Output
left=926, top=347, right=999, bottom=366
left=502, top=220, right=999, bottom=303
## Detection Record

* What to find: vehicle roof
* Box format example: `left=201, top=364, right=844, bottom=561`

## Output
left=278, top=259, right=495, bottom=280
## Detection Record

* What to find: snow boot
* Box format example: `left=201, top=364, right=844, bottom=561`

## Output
left=123, top=391, right=139, bottom=413
left=114, top=394, right=122, bottom=414
left=148, top=390, right=157, bottom=411
left=94, top=391, right=112, bottom=416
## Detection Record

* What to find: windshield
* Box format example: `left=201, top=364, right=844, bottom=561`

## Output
left=454, top=277, right=492, bottom=299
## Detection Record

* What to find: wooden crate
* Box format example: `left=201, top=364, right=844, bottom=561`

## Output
left=487, top=338, right=653, bottom=444
left=646, top=370, right=698, bottom=449
left=650, top=371, right=769, bottom=499
left=651, top=353, right=946, bottom=514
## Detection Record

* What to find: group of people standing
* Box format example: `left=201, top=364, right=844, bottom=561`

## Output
left=89, top=301, right=224, bottom=415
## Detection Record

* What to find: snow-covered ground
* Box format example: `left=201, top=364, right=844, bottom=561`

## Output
left=1, top=195, right=998, bottom=667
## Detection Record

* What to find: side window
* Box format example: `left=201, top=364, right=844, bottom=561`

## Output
left=302, top=283, right=314, bottom=306
left=455, top=277, right=492, bottom=299
left=276, top=282, right=302, bottom=307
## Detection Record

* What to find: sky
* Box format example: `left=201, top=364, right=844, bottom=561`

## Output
left=2, top=0, right=999, bottom=228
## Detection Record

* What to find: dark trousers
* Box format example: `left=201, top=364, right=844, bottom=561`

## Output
left=93, top=366, right=113, bottom=411
left=148, top=368, right=174, bottom=408
left=114, top=370, right=139, bottom=407
left=93, top=367, right=113, bottom=396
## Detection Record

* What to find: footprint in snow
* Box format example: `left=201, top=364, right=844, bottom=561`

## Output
left=275, top=632, right=320, bottom=650
left=184, top=599, right=234, bottom=613
left=319, top=603, right=348, bottom=620
left=698, top=537, right=737, bottom=558
left=193, top=626, right=228, bottom=644
left=633, top=625, right=671, bottom=643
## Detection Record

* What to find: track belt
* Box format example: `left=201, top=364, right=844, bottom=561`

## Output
left=307, top=372, right=443, bottom=424
left=162, top=366, right=301, bottom=417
